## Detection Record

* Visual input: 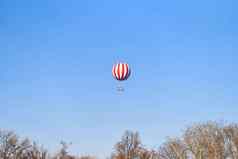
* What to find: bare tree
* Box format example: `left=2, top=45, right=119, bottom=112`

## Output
left=78, top=155, right=96, bottom=159
left=0, top=130, right=32, bottom=159
left=2, top=121, right=238, bottom=159
left=183, top=121, right=225, bottom=159
left=223, top=123, right=238, bottom=159
left=53, top=141, right=74, bottom=159
left=113, top=130, right=142, bottom=159
left=137, top=148, right=159, bottom=159
left=158, top=138, right=186, bottom=159
left=23, top=142, right=48, bottom=159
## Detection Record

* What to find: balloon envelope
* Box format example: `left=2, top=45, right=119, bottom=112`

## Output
left=112, top=63, right=131, bottom=81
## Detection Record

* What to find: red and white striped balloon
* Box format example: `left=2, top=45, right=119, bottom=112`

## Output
left=112, top=63, right=131, bottom=81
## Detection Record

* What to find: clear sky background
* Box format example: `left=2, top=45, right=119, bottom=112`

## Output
left=1, top=0, right=238, bottom=158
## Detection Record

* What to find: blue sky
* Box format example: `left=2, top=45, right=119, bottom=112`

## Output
left=1, top=0, right=238, bottom=157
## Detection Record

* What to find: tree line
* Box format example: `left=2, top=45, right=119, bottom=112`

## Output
left=1, top=121, right=238, bottom=159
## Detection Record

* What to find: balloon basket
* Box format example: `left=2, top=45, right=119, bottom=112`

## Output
left=116, top=86, right=124, bottom=92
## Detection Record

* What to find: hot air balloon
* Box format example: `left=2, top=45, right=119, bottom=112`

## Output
left=112, top=62, right=131, bottom=91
